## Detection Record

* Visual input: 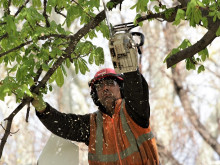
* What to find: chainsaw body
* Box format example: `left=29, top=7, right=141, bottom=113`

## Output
left=108, top=23, right=144, bottom=74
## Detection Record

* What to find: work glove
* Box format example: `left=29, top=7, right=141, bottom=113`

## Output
left=109, top=33, right=138, bottom=74
left=31, top=93, right=47, bottom=113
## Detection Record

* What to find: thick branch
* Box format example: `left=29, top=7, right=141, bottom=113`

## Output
left=172, top=67, right=220, bottom=155
left=166, top=20, right=220, bottom=68
left=0, top=0, right=123, bottom=160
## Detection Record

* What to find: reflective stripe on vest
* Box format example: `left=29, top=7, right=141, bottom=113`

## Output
left=88, top=99, right=154, bottom=162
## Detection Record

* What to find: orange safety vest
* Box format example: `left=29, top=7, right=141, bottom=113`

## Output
left=88, top=99, right=160, bottom=165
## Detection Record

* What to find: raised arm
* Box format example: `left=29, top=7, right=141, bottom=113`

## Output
left=32, top=94, right=91, bottom=145
left=123, top=69, right=150, bottom=128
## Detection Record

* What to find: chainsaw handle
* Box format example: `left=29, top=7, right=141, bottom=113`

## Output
left=130, top=32, right=145, bottom=47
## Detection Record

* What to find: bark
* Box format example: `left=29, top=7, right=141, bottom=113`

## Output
left=136, top=0, right=220, bottom=68
left=0, top=0, right=124, bottom=159
left=172, top=67, right=220, bottom=156
left=167, top=20, right=220, bottom=68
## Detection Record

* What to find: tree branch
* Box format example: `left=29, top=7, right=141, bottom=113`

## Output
left=0, top=40, right=32, bottom=58
left=0, top=0, right=124, bottom=159
left=6, top=0, right=11, bottom=15
left=136, top=5, right=181, bottom=23
left=0, top=33, right=8, bottom=41
left=54, top=6, right=66, bottom=18
left=166, top=20, right=220, bottom=68
left=0, top=99, right=30, bottom=158
left=14, top=0, right=30, bottom=17
left=43, top=0, right=50, bottom=27
left=0, top=34, right=71, bottom=58
left=172, top=67, right=220, bottom=155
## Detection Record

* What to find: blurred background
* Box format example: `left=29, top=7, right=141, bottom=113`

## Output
left=0, top=0, right=220, bottom=164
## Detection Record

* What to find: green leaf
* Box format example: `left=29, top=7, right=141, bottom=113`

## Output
left=0, top=85, right=10, bottom=101
left=106, top=2, right=115, bottom=9
left=42, top=63, right=50, bottom=71
left=9, top=64, right=18, bottom=73
left=5, top=15, right=17, bottom=35
left=165, top=8, right=175, bottom=19
left=21, top=84, right=32, bottom=96
left=55, top=67, right=64, bottom=87
left=198, top=65, right=205, bottom=73
left=49, top=85, right=53, bottom=91
left=61, top=64, right=67, bottom=77
left=198, top=48, right=209, bottom=61
left=179, top=39, right=192, bottom=49
left=16, top=64, right=28, bottom=81
left=66, top=58, right=71, bottom=68
left=78, top=58, right=89, bottom=75
left=216, top=27, right=220, bottom=36
left=88, top=52, right=94, bottom=64
left=130, top=0, right=149, bottom=12
left=186, top=58, right=196, bottom=70
left=49, top=72, right=56, bottom=83
left=94, top=47, right=104, bottom=65
left=173, top=9, right=186, bottom=26
left=74, top=60, right=79, bottom=74
left=93, top=0, right=100, bottom=9
left=32, top=0, right=42, bottom=7
left=66, top=6, right=81, bottom=27
left=201, top=17, right=208, bottom=27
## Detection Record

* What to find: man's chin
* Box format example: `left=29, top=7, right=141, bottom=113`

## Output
left=101, top=97, right=115, bottom=106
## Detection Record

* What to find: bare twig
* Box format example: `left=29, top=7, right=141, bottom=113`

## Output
left=0, top=123, right=19, bottom=134
left=25, top=103, right=30, bottom=122
left=43, top=0, right=50, bottom=27
left=14, top=0, right=30, bottom=17
left=54, top=6, right=66, bottom=18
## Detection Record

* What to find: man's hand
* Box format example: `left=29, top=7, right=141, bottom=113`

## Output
left=31, top=93, right=47, bottom=113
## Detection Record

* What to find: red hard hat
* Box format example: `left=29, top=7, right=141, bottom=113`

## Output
left=89, top=68, right=123, bottom=87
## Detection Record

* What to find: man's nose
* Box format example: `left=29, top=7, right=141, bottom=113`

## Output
left=102, top=84, right=109, bottom=91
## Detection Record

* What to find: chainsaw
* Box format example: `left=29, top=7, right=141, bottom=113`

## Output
left=103, top=1, right=145, bottom=74
left=109, top=23, right=144, bottom=73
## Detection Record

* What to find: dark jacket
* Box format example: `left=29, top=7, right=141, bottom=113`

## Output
left=36, top=70, right=150, bottom=146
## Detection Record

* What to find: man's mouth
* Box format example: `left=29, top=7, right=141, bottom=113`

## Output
left=103, top=93, right=113, bottom=98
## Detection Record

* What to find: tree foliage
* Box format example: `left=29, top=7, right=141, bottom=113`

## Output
left=0, top=0, right=219, bottom=161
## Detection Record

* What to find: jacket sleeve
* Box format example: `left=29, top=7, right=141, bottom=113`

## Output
left=123, top=69, right=150, bottom=128
left=36, top=103, right=90, bottom=146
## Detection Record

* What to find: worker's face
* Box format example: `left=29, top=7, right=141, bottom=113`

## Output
left=95, top=79, right=121, bottom=110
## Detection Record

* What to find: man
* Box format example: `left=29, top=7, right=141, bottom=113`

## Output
left=32, top=67, right=160, bottom=164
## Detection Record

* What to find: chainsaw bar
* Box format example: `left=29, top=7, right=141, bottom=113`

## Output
left=113, top=22, right=137, bottom=34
